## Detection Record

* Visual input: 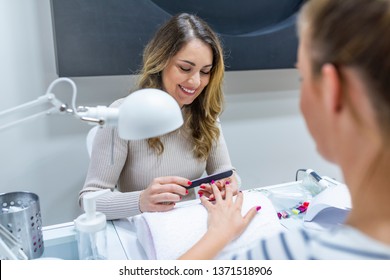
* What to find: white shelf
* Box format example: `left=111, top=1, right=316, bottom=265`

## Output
left=41, top=221, right=127, bottom=260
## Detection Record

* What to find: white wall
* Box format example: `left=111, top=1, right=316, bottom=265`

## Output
left=222, top=70, right=342, bottom=188
left=0, top=0, right=342, bottom=226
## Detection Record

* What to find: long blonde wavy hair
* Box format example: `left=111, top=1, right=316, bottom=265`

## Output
left=134, top=13, right=225, bottom=161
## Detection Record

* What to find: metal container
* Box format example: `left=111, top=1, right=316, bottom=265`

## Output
left=0, top=191, right=44, bottom=259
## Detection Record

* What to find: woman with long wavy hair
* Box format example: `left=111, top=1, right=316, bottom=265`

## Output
left=80, top=13, right=239, bottom=220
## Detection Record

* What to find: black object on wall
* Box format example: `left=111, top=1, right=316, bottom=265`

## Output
left=51, top=0, right=304, bottom=77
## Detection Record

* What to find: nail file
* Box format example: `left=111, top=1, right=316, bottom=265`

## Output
left=186, top=169, right=233, bottom=189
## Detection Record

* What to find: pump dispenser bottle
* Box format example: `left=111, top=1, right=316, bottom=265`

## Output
left=74, top=189, right=109, bottom=260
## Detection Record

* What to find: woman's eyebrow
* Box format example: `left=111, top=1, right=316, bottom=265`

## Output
left=179, top=59, right=213, bottom=68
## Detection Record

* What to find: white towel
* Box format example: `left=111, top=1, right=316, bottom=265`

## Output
left=133, top=191, right=285, bottom=259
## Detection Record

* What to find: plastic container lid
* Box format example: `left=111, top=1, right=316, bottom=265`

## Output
left=74, top=190, right=109, bottom=233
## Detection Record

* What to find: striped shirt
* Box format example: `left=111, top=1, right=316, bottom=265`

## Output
left=229, top=225, right=390, bottom=260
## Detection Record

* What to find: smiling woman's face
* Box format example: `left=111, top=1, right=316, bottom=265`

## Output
left=161, top=38, right=213, bottom=108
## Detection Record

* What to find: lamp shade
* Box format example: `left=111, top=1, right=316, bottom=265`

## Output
left=117, top=89, right=183, bottom=140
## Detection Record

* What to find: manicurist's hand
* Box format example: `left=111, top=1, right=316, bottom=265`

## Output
left=179, top=183, right=259, bottom=260
left=139, top=176, right=191, bottom=213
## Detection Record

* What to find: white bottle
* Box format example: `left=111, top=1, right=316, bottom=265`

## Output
left=74, top=189, right=109, bottom=260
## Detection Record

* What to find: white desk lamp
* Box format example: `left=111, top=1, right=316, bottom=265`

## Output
left=0, top=78, right=184, bottom=140
left=0, top=78, right=183, bottom=259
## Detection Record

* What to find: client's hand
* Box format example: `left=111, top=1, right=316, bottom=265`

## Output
left=139, top=176, right=191, bottom=213
left=203, top=184, right=258, bottom=242
left=179, top=183, right=259, bottom=260
left=198, top=174, right=239, bottom=200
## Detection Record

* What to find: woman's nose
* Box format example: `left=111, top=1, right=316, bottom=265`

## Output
left=188, top=72, right=201, bottom=87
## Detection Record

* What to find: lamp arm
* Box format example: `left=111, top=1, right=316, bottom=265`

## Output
left=0, top=92, right=71, bottom=131
left=77, top=106, right=119, bottom=127
left=0, top=94, right=54, bottom=117
left=0, top=78, right=77, bottom=131
left=45, top=78, right=119, bottom=127
left=0, top=78, right=116, bottom=131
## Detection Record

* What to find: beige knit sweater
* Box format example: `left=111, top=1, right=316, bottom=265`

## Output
left=80, top=99, right=234, bottom=220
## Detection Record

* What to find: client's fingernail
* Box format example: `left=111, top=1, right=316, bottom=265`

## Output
left=198, top=190, right=203, bottom=195
left=211, top=180, right=215, bottom=184
left=199, top=193, right=203, bottom=197
left=200, top=185, right=206, bottom=189
left=185, top=190, right=189, bottom=194
left=256, top=206, right=262, bottom=212
left=188, top=181, right=192, bottom=186
left=225, top=181, right=230, bottom=185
